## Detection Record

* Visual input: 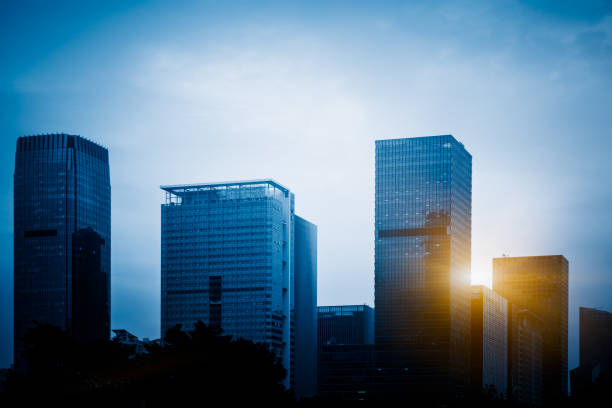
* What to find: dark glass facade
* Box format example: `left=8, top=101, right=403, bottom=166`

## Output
left=571, top=307, right=612, bottom=396
left=319, top=344, right=376, bottom=400
left=318, top=305, right=374, bottom=349
left=493, top=255, right=569, bottom=402
left=71, top=227, right=107, bottom=344
left=508, top=305, right=543, bottom=406
left=578, top=307, right=612, bottom=372
left=293, top=215, right=318, bottom=398
left=374, top=135, right=472, bottom=401
left=318, top=305, right=375, bottom=400
left=14, top=134, right=111, bottom=369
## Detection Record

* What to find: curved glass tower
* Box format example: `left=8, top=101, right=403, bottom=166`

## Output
left=14, top=134, right=111, bottom=369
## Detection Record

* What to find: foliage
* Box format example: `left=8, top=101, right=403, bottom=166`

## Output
left=1, top=321, right=291, bottom=407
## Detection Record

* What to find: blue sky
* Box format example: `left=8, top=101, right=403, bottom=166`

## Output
left=1, top=0, right=611, bottom=371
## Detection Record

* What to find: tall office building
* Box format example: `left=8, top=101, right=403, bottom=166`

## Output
left=508, top=305, right=544, bottom=406
left=493, top=255, right=569, bottom=402
left=570, top=307, right=612, bottom=395
left=160, top=180, right=316, bottom=392
left=578, top=307, right=612, bottom=372
left=14, top=134, right=111, bottom=369
left=374, top=135, right=472, bottom=401
left=318, top=305, right=374, bottom=349
left=471, top=285, right=508, bottom=398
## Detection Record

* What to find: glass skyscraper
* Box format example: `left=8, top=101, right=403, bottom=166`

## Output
left=14, top=134, right=111, bottom=369
left=160, top=180, right=316, bottom=391
left=374, top=135, right=472, bottom=401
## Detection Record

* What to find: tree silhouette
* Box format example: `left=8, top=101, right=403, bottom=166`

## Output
left=1, top=321, right=292, bottom=407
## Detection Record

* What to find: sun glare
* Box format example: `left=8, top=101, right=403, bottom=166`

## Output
left=471, top=262, right=492, bottom=287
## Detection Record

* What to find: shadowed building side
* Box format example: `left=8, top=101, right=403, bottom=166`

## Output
left=570, top=307, right=612, bottom=396
left=293, top=215, right=318, bottom=398
left=578, top=307, right=612, bottom=372
left=72, top=227, right=107, bottom=344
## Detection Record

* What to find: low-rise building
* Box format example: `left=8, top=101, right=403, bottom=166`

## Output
left=318, top=305, right=375, bottom=400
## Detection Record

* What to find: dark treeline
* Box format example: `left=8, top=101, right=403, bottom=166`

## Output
left=1, top=321, right=291, bottom=407
left=2, top=322, right=610, bottom=407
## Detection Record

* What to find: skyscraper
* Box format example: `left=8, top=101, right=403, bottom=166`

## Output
left=570, top=307, right=612, bottom=396
left=471, top=285, right=508, bottom=398
left=160, top=180, right=316, bottom=391
left=578, top=307, right=612, bottom=372
left=374, top=135, right=472, bottom=401
left=508, top=305, right=544, bottom=406
left=14, top=134, right=111, bottom=369
left=493, top=255, right=569, bottom=402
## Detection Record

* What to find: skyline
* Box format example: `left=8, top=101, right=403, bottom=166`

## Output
left=2, top=0, right=612, bottom=373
